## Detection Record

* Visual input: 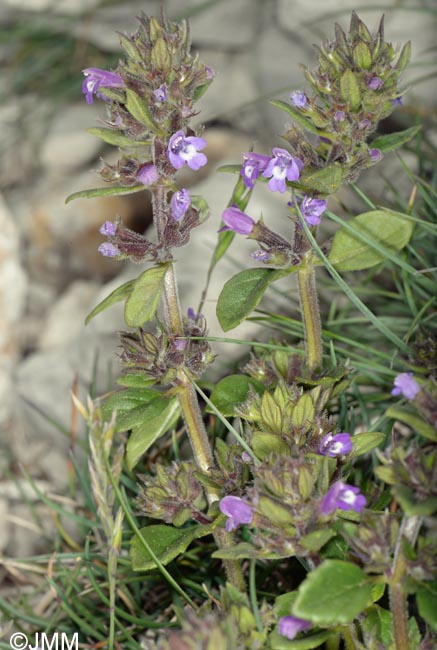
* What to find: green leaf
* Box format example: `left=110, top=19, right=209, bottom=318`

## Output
left=292, top=560, right=374, bottom=625
left=124, top=264, right=169, bottom=327
left=328, top=209, right=414, bottom=272
left=125, top=88, right=159, bottom=132
left=87, top=127, right=150, bottom=148
left=292, top=393, right=315, bottom=429
left=361, top=606, right=393, bottom=647
left=350, top=431, right=385, bottom=457
left=126, top=398, right=180, bottom=469
left=208, top=375, right=264, bottom=417
left=274, top=591, right=298, bottom=617
left=340, top=70, right=361, bottom=111
left=213, top=542, right=283, bottom=560
left=252, top=432, right=290, bottom=458
left=386, top=406, right=437, bottom=441
left=101, top=387, right=160, bottom=420
left=217, top=267, right=295, bottom=331
left=394, top=484, right=437, bottom=516
left=130, top=521, right=218, bottom=571
left=114, top=396, right=169, bottom=433
left=271, top=99, right=327, bottom=136
left=371, top=125, right=420, bottom=153
left=65, top=184, right=145, bottom=204
left=269, top=630, right=332, bottom=650
left=130, top=525, right=198, bottom=571
left=300, top=528, right=335, bottom=552
left=116, top=374, right=155, bottom=388
left=298, top=164, right=343, bottom=195
left=416, top=580, right=437, bottom=631
left=84, top=279, right=135, bottom=325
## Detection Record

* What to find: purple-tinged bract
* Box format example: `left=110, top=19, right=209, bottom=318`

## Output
left=262, top=148, right=302, bottom=193
left=221, top=207, right=255, bottom=235
left=318, top=433, right=352, bottom=457
left=391, top=372, right=420, bottom=400
left=320, top=481, right=366, bottom=516
left=240, top=152, right=270, bottom=189
left=168, top=130, right=207, bottom=171
left=278, top=616, right=312, bottom=640
left=219, top=496, right=253, bottom=532
left=171, top=189, right=191, bottom=222
left=82, top=68, right=124, bottom=104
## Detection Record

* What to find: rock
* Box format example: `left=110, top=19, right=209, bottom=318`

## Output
left=0, top=499, right=10, bottom=552
left=39, top=103, right=104, bottom=175
left=0, top=194, right=27, bottom=426
left=38, top=280, right=100, bottom=350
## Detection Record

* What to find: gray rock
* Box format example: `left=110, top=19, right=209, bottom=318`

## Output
left=39, top=103, right=104, bottom=175
left=38, top=280, right=100, bottom=350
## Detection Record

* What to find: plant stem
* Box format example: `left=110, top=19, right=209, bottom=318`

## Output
left=297, top=254, right=323, bottom=372
left=389, top=515, right=422, bottom=650
left=150, top=183, right=246, bottom=592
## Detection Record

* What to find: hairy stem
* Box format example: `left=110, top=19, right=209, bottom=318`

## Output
left=297, top=255, right=323, bottom=372
left=150, top=182, right=246, bottom=592
left=389, top=515, right=422, bottom=650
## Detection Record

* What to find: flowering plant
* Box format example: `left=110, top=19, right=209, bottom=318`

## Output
left=61, top=9, right=436, bottom=650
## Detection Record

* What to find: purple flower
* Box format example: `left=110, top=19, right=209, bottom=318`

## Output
left=82, top=68, right=124, bottom=104
left=318, top=433, right=352, bottom=457
left=221, top=207, right=255, bottom=235
left=251, top=249, right=271, bottom=262
left=205, top=66, right=215, bottom=80
left=391, top=373, right=420, bottom=400
left=170, top=189, right=191, bottom=222
left=99, top=221, right=117, bottom=236
left=320, top=481, right=366, bottom=516
left=219, top=496, right=253, bottom=532
left=262, top=148, right=302, bottom=193
left=136, top=163, right=159, bottom=186
left=392, top=96, right=403, bottom=106
left=240, top=152, right=270, bottom=189
left=168, top=130, right=207, bottom=171
left=153, top=83, right=168, bottom=102
left=299, top=196, right=327, bottom=226
left=98, top=243, right=120, bottom=258
left=290, top=90, right=308, bottom=109
left=241, top=451, right=252, bottom=462
left=369, top=148, right=382, bottom=163
left=278, top=616, right=312, bottom=640
left=359, top=119, right=371, bottom=129
left=334, top=110, right=345, bottom=122
left=367, top=76, right=383, bottom=90
left=174, top=338, right=187, bottom=351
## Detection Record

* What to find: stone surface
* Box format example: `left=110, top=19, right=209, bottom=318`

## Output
left=0, top=195, right=27, bottom=426
left=38, top=280, right=100, bottom=350
left=39, top=103, right=104, bottom=174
